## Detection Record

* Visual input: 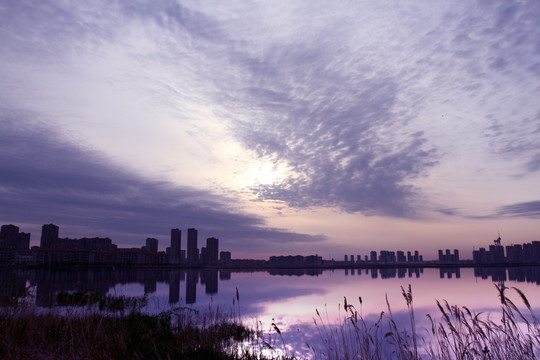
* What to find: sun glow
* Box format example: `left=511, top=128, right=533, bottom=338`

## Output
left=243, top=160, right=288, bottom=187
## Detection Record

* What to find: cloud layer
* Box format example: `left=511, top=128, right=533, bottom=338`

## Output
left=0, top=111, right=324, bottom=251
left=1, top=1, right=540, bottom=255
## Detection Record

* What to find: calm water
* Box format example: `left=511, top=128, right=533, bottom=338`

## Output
left=2, top=266, right=540, bottom=357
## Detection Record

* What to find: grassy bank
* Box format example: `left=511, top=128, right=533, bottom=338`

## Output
left=0, top=287, right=293, bottom=360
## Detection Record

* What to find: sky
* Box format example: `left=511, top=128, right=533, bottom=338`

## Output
left=1, top=1, right=540, bottom=260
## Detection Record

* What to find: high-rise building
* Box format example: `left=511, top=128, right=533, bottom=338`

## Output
left=0, top=224, right=30, bottom=251
left=206, top=237, right=219, bottom=265
left=170, top=228, right=181, bottom=263
left=187, top=228, right=198, bottom=265
left=453, top=249, right=459, bottom=262
left=145, top=237, right=158, bottom=253
left=438, top=250, right=444, bottom=262
left=41, top=224, right=59, bottom=249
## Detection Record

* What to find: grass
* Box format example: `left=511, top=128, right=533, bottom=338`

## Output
left=307, top=284, right=540, bottom=360
left=0, top=283, right=539, bottom=359
left=0, top=286, right=296, bottom=360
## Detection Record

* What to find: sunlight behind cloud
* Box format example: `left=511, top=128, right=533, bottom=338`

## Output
left=243, top=160, right=288, bottom=187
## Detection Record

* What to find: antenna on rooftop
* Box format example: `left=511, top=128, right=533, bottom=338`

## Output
left=494, top=230, right=501, bottom=246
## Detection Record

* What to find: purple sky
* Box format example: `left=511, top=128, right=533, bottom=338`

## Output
left=1, top=1, right=540, bottom=259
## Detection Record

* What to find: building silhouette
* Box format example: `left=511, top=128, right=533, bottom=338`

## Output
left=438, top=249, right=460, bottom=264
left=169, top=228, right=182, bottom=264
left=145, top=238, right=158, bottom=253
left=40, top=224, right=59, bottom=249
left=0, top=224, right=30, bottom=252
left=0, top=224, right=31, bottom=263
left=220, top=251, right=231, bottom=263
left=205, top=237, right=219, bottom=265
left=187, top=228, right=198, bottom=265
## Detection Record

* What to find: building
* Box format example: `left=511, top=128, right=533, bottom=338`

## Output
left=220, top=251, right=231, bottom=263
left=205, top=237, right=219, bottom=265
left=170, top=228, right=181, bottom=263
left=438, top=249, right=459, bottom=264
left=187, top=228, right=198, bottom=265
left=379, top=250, right=396, bottom=263
left=0, top=224, right=30, bottom=252
left=40, top=224, right=59, bottom=249
left=145, top=238, right=158, bottom=253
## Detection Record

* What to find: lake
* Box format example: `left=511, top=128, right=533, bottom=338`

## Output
left=2, top=266, right=540, bottom=358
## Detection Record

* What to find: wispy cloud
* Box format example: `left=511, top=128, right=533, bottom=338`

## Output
left=496, top=201, right=540, bottom=219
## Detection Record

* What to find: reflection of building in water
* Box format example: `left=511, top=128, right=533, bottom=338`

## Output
left=220, top=269, right=231, bottom=280
left=144, top=280, right=157, bottom=294
left=31, top=268, right=174, bottom=307
left=408, top=268, right=422, bottom=278
left=168, top=271, right=180, bottom=304
left=508, top=267, right=540, bottom=284
left=474, top=267, right=507, bottom=282
left=474, top=266, right=540, bottom=285
left=380, top=268, right=396, bottom=279
left=439, top=267, right=461, bottom=279
left=361, top=267, right=426, bottom=278
left=202, top=270, right=218, bottom=295
left=268, top=268, right=323, bottom=276
left=186, top=270, right=198, bottom=304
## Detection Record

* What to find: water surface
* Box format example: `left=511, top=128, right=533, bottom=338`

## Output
left=2, top=266, right=539, bottom=357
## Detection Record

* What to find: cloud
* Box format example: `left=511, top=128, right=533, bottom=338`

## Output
left=0, top=110, right=325, bottom=251
left=209, top=29, right=439, bottom=217
left=2, top=0, right=540, bottom=229
left=435, top=208, right=460, bottom=216
left=496, top=201, right=540, bottom=219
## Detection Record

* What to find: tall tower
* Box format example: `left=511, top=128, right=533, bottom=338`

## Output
left=41, top=224, right=59, bottom=249
left=171, top=228, right=181, bottom=262
left=206, top=237, right=219, bottom=265
left=187, top=228, right=198, bottom=265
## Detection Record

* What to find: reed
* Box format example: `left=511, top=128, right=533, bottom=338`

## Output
left=306, top=284, right=540, bottom=360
